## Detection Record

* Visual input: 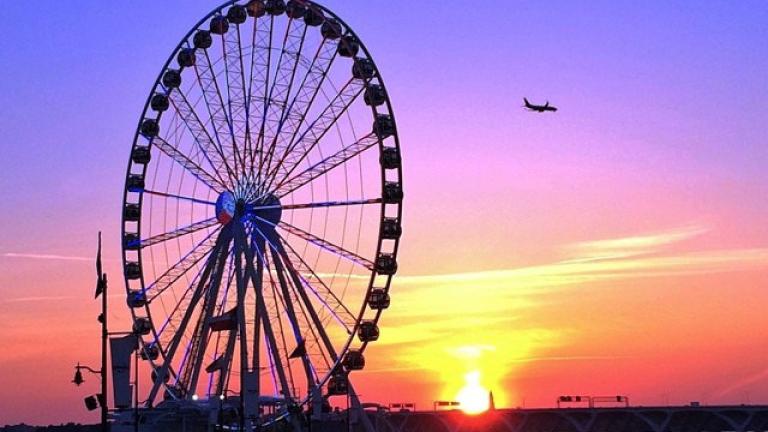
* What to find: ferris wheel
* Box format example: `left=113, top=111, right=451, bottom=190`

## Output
left=120, top=0, right=402, bottom=427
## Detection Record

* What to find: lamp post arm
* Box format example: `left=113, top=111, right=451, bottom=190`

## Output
left=77, top=364, right=103, bottom=375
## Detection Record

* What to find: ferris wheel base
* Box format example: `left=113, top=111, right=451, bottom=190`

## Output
left=109, top=400, right=378, bottom=432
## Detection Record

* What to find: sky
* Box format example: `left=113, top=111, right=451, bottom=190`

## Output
left=1, top=0, right=768, bottom=425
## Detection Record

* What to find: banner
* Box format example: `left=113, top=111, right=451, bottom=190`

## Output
left=110, top=335, right=137, bottom=409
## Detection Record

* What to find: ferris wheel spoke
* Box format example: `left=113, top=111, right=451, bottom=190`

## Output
left=273, top=132, right=379, bottom=198
left=252, top=16, right=275, bottom=177
left=138, top=217, right=219, bottom=250
left=271, top=228, right=357, bottom=333
left=265, top=38, right=339, bottom=192
left=146, top=229, right=232, bottom=405
left=245, top=15, right=270, bottom=173
left=223, top=23, right=250, bottom=176
left=264, top=77, right=366, bottom=193
left=152, top=256, right=211, bottom=362
left=255, top=198, right=384, bottom=213
left=144, top=227, right=221, bottom=301
left=278, top=220, right=374, bottom=270
left=152, top=137, right=228, bottom=192
left=193, top=45, right=240, bottom=179
left=142, top=189, right=216, bottom=207
left=259, top=19, right=308, bottom=185
left=168, top=87, right=236, bottom=187
left=244, top=198, right=381, bottom=228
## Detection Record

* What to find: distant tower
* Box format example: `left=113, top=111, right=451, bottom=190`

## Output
left=489, top=391, right=496, bottom=411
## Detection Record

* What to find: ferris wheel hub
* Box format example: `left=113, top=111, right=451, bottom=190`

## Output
left=215, top=189, right=282, bottom=227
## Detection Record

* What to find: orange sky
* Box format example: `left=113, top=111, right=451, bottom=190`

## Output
left=2, top=225, right=768, bottom=424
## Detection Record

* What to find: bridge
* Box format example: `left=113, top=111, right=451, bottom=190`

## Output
left=369, top=405, right=768, bottom=432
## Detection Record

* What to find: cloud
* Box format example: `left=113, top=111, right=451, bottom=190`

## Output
left=370, top=225, right=768, bottom=399
left=0, top=295, right=80, bottom=304
left=561, top=224, right=709, bottom=263
left=395, top=226, right=765, bottom=291
left=0, top=294, right=124, bottom=305
left=1, top=252, right=93, bottom=262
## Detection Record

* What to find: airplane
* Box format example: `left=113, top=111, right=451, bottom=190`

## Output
left=524, top=97, right=557, bottom=113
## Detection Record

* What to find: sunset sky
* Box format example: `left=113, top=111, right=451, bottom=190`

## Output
left=1, top=0, right=768, bottom=425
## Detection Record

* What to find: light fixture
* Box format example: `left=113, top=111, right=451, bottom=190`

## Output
left=72, top=368, right=84, bottom=386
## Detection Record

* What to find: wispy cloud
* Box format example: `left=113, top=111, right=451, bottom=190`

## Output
left=0, top=294, right=124, bottom=305
left=396, top=225, right=763, bottom=290
left=371, top=225, right=768, bottom=400
left=561, top=224, right=709, bottom=263
left=1, top=252, right=93, bottom=262
left=1, top=295, right=80, bottom=304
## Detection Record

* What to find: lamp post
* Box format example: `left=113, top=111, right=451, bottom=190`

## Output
left=72, top=232, right=109, bottom=432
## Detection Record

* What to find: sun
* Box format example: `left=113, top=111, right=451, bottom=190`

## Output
left=456, top=371, right=490, bottom=415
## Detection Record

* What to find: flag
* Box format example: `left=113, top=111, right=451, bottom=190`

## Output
left=289, top=339, right=306, bottom=359
left=205, top=355, right=228, bottom=373
left=94, top=232, right=106, bottom=298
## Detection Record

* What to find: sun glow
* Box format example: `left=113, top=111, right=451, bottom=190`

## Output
left=456, top=371, right=490, bottom=415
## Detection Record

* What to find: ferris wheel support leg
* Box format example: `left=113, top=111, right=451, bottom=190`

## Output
left=237, top=222, right=301, bottom=432
left=269, top=240, right=317, bottom=392
left=183, top=238, right=231, bottom=397
left=233, top=228, right=257, bottom=431
left=250, top=234, right=266, bottom=375
left=216, top=322, right=238, bottom=397
left=271, top=236, right=337, bottom=362
left=272, top=234, right=371, bottom=431
left=347, top=382, right=376, bottom=432
left=145, top=232, right=230, bottom=405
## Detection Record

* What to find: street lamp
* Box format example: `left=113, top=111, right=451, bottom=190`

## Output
left=73, top=363, right=104, bottom=413
left=72, top=363, right=102, bottom=386
left=73, top=369, right=85, bottom=386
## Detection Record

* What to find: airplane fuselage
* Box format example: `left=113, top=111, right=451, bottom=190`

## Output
left=527, top=106, right=557, bottom=112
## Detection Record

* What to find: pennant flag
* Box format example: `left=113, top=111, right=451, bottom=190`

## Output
left=94, top=232, right=106, bottom=298
left=209, top=308, right=238, bottom=332
left=205, top=355, right=228, bottom=373
left=96, top=232, right=103, bottom=277
left=289, top=339, right=306, bottom=359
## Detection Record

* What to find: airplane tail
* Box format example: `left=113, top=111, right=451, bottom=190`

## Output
left=523, top=97, right=531, bottom=107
